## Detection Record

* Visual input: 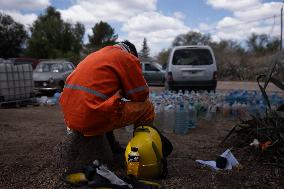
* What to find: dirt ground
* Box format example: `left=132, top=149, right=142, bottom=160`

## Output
left=0, top=105, right=283, bottom=188
left=216, top=81, right=283, bottom=92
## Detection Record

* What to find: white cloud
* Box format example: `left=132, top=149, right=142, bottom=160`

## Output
left=173, top=11, right=186, bottom=20
left=202, top=1, right=281, bottom=42
left=210, top=15, right=280, bottom=42
left=206, top=0, right=261, bottom=11
left=234, top=2, right=282, bottom=20
left=121, top=12, right=190, bottom=55
left=199, top=22, right=213, bottom=31
left=59, top=0, right=157, bottom=24
left=0, top=0, right=50, bottom=10
left=58, top=0, right=190, bottom=55
left=0, top=10, right=37, bottom=27
left=216, top=16, right=242, bottom=29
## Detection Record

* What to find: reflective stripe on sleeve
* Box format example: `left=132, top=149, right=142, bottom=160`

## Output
left=126, top=85, right=148, bottom=95
left=64, top=84, right=108, bottom=100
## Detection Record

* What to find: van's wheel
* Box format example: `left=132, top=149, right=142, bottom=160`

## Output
left=207, top=87, right=216, bottom=93
left=164, top=81, right=169, bottom=90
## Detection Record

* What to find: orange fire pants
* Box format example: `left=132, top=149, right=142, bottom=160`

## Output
left=114, top=99, right=155, bottom=129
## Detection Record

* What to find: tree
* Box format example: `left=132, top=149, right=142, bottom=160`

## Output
left=25, top=6, right=85, bottom=64
left=210, top=39, right=248, bottom=80
left=0, top=13, right=27, bottom=58
left=246, top=33, right=280, bottom=55
left=156, top=48, right=170, bottom=68
left=247, top=33, right=267, bottom=54
left=139, top=38, right=150, bottom=61
left=266, top=37, right=280, bottom=52
left=172, top=31, right=211, bottom=46
left=87, top=21, right=118, bottom=51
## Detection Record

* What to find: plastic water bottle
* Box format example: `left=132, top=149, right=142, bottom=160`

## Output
left=188, top=105, right=197, bottom=128
left=206, top=104, right=217, bottom=121
left=127, top=147, right=140, bottom=177
left=239, top=103, right=248, bottom=120
left=163, top=104, right=175, bottom=133
left=257, top=101, right=266, bottom=118
left=178, top=89, right=183, bottom=96
left=174, top=101, right=189, bottom=135
left=231, top=102, right=238, bottom=118
left=248, top=101, right=257, bottom=118
left=194, top=101, right=202, bottom=117
left=222, top=103, right=230, bottom=117
left=205, top=105, right=212, bottom=120
left=154, top=102, right=164, bottom=127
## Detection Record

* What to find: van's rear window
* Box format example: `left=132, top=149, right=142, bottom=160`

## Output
left=172, top=48, right=213, bottom=65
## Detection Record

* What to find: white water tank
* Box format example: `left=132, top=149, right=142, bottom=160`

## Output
left=0, top=60, right=34, bottom=102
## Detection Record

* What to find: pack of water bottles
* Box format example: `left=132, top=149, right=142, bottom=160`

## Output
left=225, top=90, right=284, bottom=118
left=150, top=90, right=284, bottom=135
left=36, top=92, right=61, bottom=106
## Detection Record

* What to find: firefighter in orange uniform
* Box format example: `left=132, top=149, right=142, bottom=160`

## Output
left=60, top=40, right=155, bottom=153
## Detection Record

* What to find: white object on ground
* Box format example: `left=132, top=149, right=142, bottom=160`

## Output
left=250, top=139, right=260, bottom=148
left=95, top=163, right=132, bottom=188
left=196, top=149, right=239, bottom=170
left=38, top=96, right=48, bottom=105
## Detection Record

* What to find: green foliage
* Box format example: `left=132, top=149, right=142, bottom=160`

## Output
left=247, top=33, right=280, bottom=55
left=0, top=13, right=27, bottom=58
left=139, top=38, right=150, bottom=60
left=172, top=31, right=211, bottom=46
left=156, top=48, right=170, bottom=67
left=210, top=40, right=249, bottom=80
left=25, top=6, right=85, bottom=64
left=156, top=31, right=281, bottom=81
left=87, top=21, right=118, bottom=52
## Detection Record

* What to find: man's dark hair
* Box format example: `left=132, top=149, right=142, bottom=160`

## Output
left=121, top=40, right=138, bottom=58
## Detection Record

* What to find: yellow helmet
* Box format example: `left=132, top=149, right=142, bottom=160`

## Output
left=125, top=126, right=164, bottom=179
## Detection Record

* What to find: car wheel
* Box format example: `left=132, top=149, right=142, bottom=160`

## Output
left=59, top=81, right=65, bottom=92
left=161, top=78, right=166, bottom=86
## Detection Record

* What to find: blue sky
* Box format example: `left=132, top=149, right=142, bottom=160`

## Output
left=0, top=0, right=282, bottom=55
left=157, top=0, right=231, bottom=27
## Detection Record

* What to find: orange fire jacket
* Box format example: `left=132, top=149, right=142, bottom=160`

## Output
left=59, top=46, right=149, bottom=136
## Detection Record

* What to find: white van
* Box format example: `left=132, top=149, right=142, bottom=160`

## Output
left=165, top=45, right=217, bottom=91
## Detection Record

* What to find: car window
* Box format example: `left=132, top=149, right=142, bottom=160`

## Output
left=51, top=64, right=64, bottom=72
left=145, top=64, right=159, bottom=71
left=67, top=63, right=74, bottom=70
left=173, top=49, right=213, bottom=65
left=35, top=63, right=64, bottom=73
left=62, top=63, right=68, bottom=71
left=154, top=63, right=163, bottom=70
left=62, top=63, right=74, bottom=71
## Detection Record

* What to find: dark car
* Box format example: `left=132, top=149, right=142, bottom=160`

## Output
left=33, top=60, right=75, bottom=94
left=9, top=58, right=39, bottom=69
left=141, top=61, right=165, bottom=86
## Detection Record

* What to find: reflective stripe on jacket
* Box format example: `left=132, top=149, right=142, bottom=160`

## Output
left=59, top=46, right=149, bottom=136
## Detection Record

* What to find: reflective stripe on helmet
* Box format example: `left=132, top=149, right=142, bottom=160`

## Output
left=126, top=85, right=148, bottom=95
left=64, top=84, right=108, bottom=100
